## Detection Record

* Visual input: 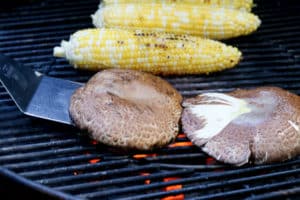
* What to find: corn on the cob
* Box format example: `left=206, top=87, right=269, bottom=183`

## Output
left=53, top=28, right=241, bottom=75
left=92, top=3, right=260, bottom=40
left=103, top=0, right=253, bottom=12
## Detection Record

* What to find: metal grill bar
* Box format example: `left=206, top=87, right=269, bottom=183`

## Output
left=41, top=164, right=160, bottom=186
left=193, top=179, right=300, bottom=200
left=0, top=126, right=46, bottom=136
left=0, top=138, right=80, bottom=155
left=20, top=159, right=130, bottom=178
left=4, top=154, right=100, bottom=171
left=0, top=132, right=72, bottom=145
left=1, top=0, right=300, bottom=199
left=85, top=159, right=300, bottom=199
left=0, top=27, right=82, bottom=43
left=59, top=169, right=193, bottom=194
left=0, top=6, right=94, bottom=24
left=0, top=146, right=95, bottom=163
left=128, top=173, right=299, bottom=199
left=245, top=187, right=300, bottom=200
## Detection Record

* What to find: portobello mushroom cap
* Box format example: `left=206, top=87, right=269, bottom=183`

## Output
left=69, top=69, right=182, bottom=150
left=182, top=87, right=300, bottom=166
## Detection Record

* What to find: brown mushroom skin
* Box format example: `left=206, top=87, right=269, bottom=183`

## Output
left=69, top=69, right=182, bottom=151
left=182, top=87, right=300, bottom=166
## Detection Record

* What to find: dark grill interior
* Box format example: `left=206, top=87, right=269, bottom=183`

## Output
left=1, top=0, right=300, bottom=199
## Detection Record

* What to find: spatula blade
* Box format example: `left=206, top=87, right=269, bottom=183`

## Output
left=0, top=54, right=82, bottom=125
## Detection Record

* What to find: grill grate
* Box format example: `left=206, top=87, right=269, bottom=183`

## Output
left=1, top=0, right=300, bottom=199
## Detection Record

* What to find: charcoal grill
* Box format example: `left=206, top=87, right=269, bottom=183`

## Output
left=1, top=0, right=300, bottom=199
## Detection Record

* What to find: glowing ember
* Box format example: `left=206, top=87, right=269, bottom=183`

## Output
left=206, top=157, right=217, bottom=165
left=89, top=158, right=101, bottom=164
left=133, top=154, right=157, bottom=159
left=91, top=140, right=98, bottom=145
left=162, top=177, right=184, bottom=200
left=140, top=172, right=151, bottom=184
left=176, top=133, right=186, bottom=138
left=168, top=141, right=193, bottom=148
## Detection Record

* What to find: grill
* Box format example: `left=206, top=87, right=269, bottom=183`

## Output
left=1, top=0, right=300, bottom=199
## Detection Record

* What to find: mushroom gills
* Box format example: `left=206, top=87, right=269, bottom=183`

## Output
left=187, top=93, right=251, bottom=140
left=182, top=87, right=300, bottom=166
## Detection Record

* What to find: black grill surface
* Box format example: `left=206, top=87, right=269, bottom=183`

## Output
left=1, top=0, right=300, bottom=199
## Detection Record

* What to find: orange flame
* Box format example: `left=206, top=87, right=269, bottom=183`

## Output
left=176, top=133, right=187, bottom=138
left=168, top=141, right=193, bottom=148
left=206, top=157, right=216, bottom=165
left=206, top=157, right=225, bottom=172
left=133, top=154, right=157, bottom=159
left=91, top=140, right=98, bottom=145
left=89, top=158, right=101, bottom=164
left=140, top=172, right=151, bottom=184
left=162, top=177, right=184, bottom=200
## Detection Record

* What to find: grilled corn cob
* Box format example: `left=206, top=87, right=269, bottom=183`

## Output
left=53, top=28, right=241, bottom=75
left=92, top=3, right=261, bottom=40
left=103, top=0, right=254, bottom=12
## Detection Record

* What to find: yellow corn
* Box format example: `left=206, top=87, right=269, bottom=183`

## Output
left=103, top=0, right=253, bottom=12
left=92, top=3, right=260, bottom=40
left=53, top=28, right=241, bottom=75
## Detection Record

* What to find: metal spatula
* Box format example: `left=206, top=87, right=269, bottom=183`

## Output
left=0, top=54, right=82, bottom=125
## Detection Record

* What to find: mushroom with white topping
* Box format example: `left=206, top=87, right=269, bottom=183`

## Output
left=182, top=87, right=300, bottom=166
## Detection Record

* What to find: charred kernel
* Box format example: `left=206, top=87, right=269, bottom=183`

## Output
left=154, top=44, right=168, bottom=49
left=138, top=16, right=144, bottom=22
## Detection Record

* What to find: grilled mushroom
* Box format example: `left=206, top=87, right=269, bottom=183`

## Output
left=182, top=87, right=300, bottom=166
left=69, top=69, right=182, bottom=150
